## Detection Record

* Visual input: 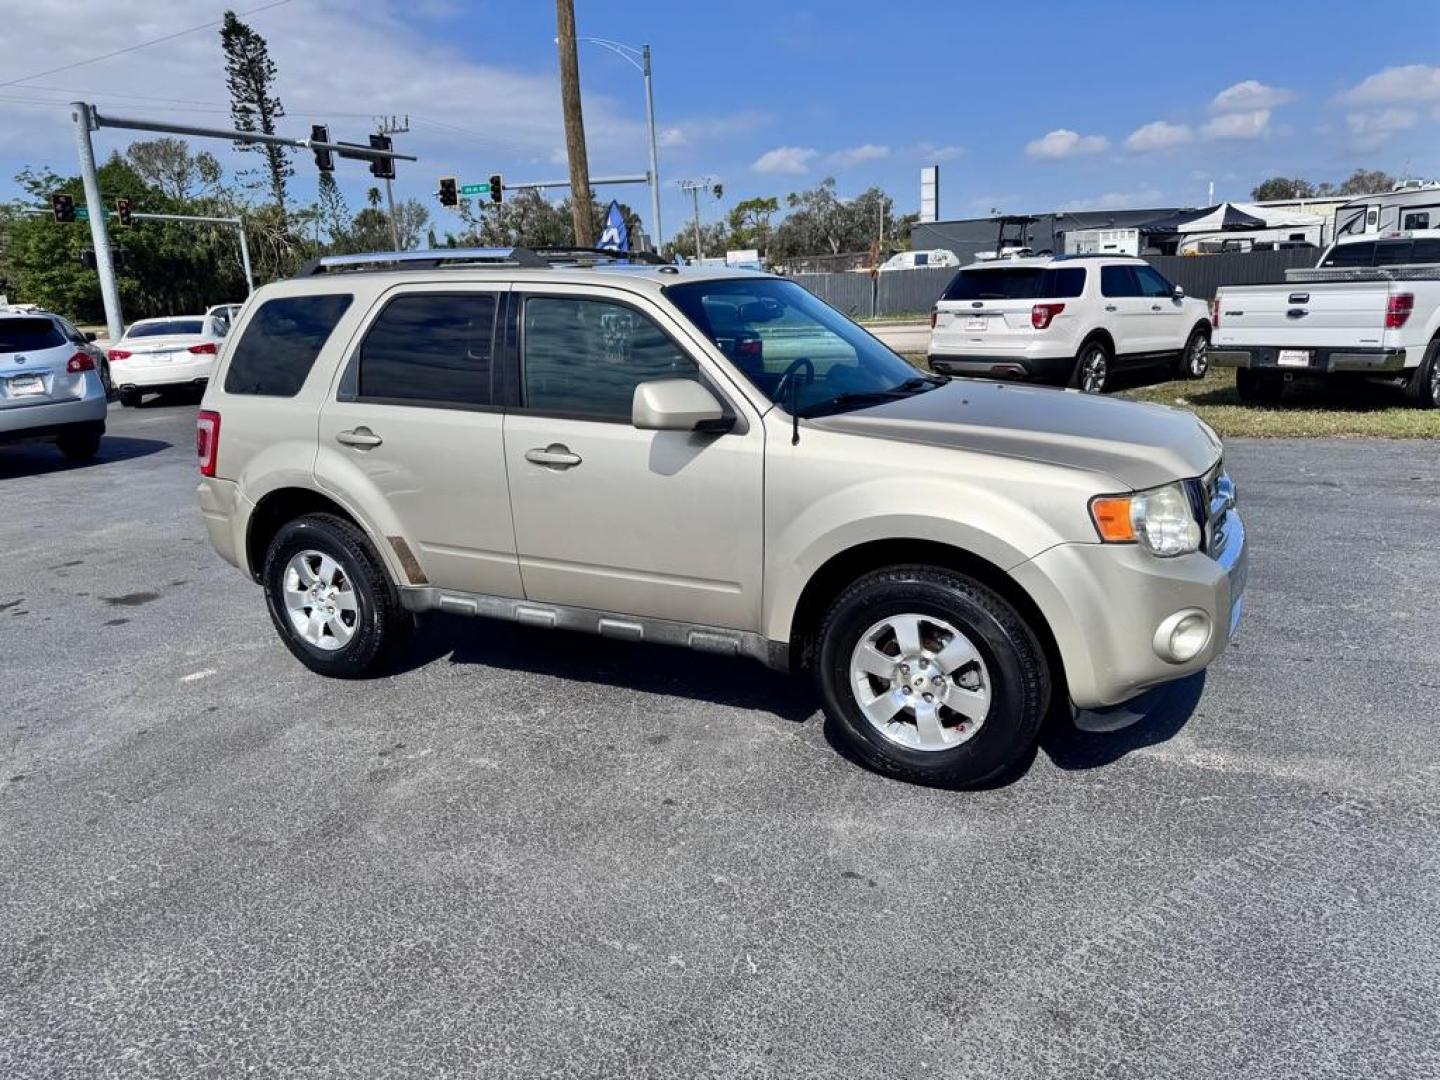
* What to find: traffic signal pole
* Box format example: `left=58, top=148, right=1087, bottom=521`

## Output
left=71, top=102, right=123, bottom=342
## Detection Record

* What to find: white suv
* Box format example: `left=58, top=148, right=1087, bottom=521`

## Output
left=927, top=255, right=1213, bottom=393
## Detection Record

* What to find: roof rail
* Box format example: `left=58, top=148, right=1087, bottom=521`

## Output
left=298, top=246, right=551, bottom=276
left=532, top=246, right=667, bottom=266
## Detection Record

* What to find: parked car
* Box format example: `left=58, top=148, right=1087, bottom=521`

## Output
left=205, top=303, right=244, bottom=337
left=196, top=247, right=1246, bottom=788
left=0, top=308, right=108, bottom=461
left=109, top=313, right=228, bottom=406
left=927, top=255, right=1213, bottom=393
left=1211, top=231, right=1440, bottom=407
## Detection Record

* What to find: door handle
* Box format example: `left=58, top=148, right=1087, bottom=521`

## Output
left=1105, top=305, right=1117, bottom=312
left=1150, top=305, right=1164, bottom=311
left=336, top=426, right=383, bottom=448
left=525, top=444, right=582, bottom=469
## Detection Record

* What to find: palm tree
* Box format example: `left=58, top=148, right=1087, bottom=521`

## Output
left=366, top=186, right=382, bottom=209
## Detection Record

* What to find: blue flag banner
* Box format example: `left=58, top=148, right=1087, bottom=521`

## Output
left=598, top=200, right=629, bottom=253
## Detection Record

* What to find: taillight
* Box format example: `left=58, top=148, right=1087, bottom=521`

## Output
left=1031, top=302, right=1065, bottom=330
left=196, top=410, right=221, bottom=477
left=736, top=337, right=762, bottom=358
left=1210, top=297, right=1220, bottom=329
left=1386, top=293, right=1414, bottom=329
left=188, top=342, right=218, bottom=355
left=107, top=348, right=131, bottom=361
left=930, top=307, right=938, bottom=330
left=66, top=351, right=95, bottom=373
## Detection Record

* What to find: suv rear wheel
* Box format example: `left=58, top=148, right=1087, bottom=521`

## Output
left=261, top=513, right=414, bottom=678
left=815, top=565, right=1050, bottom=788
left=1069, top=339, right=1111, bottom=394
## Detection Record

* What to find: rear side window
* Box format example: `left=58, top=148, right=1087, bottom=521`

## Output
left=1101, top=266, right=1141, bottom=297
left=0, top=318, right=66, bottom=352
left=356, top=292, right=497, bottom=408
left=1321, top=242, right=1374, bottom=268
left=224, top=293, right=352, bottom=397
left=941, top=266, right=1084, bottom=301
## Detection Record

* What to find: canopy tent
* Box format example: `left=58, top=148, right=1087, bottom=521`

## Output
left=1141, top=201, right=1324, bottom=235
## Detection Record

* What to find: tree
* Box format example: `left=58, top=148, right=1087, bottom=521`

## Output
left=1338, top=169, right=1395, bottom=196
left=125, top=138, right=222, bottom=201
left=1250, top=176, right=1315, bottom=201
left=315, top=172, right=350, bottom=247
left=221, top=10, right=291, bottom=215
left=1251, top=169, right=1397, bottom=202
left=726, top=196, right=779, bottom=254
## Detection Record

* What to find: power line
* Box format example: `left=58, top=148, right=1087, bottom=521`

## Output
left=0, top=0, right=297, bottom=89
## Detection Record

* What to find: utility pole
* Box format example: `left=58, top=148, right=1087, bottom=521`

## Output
left=555, top=0, right=595, bottom=246
left=70, top=102, right=123, bottom=342
left=376, top=115, right=409, bottom=250
left=678, top=177, right=718, bottom=262
left=641, top=45, right=661, bottom=250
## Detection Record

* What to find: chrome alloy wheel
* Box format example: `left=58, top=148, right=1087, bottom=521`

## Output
left=1080, top=347, right=1108, bottom=393
left=283, top=549, right=358, bottom=651
left=1431, top=360, right=1440, bottom=407
left=1187, top=334, right=1209, bottom=378
left=848, top=613, right=992, bottom=752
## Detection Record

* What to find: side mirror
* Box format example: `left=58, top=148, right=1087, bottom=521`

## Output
left=1172, top=285, right=1185, bottom=300
left=84, top=331, right=97, bottom=342
left=632, top=378, right=731, bottom=432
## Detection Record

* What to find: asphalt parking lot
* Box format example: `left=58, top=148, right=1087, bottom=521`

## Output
left=3, top=401, right=1439, bottom=1079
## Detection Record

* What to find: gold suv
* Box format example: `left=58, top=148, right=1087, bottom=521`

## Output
left=197, top=248, right=1246, bottom=787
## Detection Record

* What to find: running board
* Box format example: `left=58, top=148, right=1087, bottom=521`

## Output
left=398, top=587, right=788, bottom=669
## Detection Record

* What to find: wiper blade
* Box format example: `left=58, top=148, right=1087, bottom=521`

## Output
left=801, top=375, right=946, bottom=416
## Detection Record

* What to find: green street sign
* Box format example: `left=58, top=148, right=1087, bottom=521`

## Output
left=75, top=207, right=89, bottom=221
left=459, top=183, right=486, bottom=196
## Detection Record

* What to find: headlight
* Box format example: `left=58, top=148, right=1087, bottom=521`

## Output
left=1089, top=482, right=1201, bottom=557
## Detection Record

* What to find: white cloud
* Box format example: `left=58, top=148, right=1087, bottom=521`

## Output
left=1338, top=64, right=1440, bottom=105
left=1345, top=108, right=1419, bottom=151
left=1200, top=109, right=1271, bottom=140
left=654, top=110, right=771, bottom=151
left=1025, top=128, right=1108, bottom=159
left=1125, top=121, right=1194, bottom=152
left=751, top=145, right=818, bottom=174
left=1210, top=80, right=1295, bottom=113
left=916, top=142, right=964, bottom=162
left=1057, top=188, right=1166, bottom=212
left=827, top=143, right=890, bottom=168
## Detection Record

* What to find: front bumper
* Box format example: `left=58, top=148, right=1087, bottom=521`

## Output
left=1010, top=506, right=1247, bottom=710
left=1210, top=345, right=1407, bottom=374
left=929, top=352, right=1075, bottom=382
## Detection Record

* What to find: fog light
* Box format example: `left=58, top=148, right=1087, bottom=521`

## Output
left=1153, top=609, right=1212, bottom=664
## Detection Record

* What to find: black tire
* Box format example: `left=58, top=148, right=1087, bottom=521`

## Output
left=99, top=358, right=114, bottom=399
left=55, top=428, right=102, bottom=462
left=1235, top=367, right=1285, bottom=406
left=118, top=388, right=141, bottom=408
left=261, top=512, right=414, bottom=678
left=1403, top=338, right=1440, bottom=409
left=815, top=565, right=1050, bottom=788
left=1068, top=338, right=1111, bottom=394
left=1175, top=326, right=1210, bottom=380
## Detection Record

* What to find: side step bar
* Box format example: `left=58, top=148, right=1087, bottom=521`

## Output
left=398, top=586, right=789, bottom=670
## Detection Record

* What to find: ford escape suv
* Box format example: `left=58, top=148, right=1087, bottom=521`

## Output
left=197, top=248, right=1246, bottom=788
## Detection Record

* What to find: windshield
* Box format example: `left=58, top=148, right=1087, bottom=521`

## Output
left=665, top=277, right=934, bottom=414
left=126, top=319, right=204, bottom=339
left=0, top=317, right=65, bottom=353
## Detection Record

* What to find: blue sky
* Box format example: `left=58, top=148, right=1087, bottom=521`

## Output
left=2, top=0, right=1438, bottom=241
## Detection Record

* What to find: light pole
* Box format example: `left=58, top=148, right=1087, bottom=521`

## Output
left=577, top=37, right=662, bottom=250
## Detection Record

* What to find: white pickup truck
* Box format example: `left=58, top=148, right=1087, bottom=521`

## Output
left=1210, top=231, right=1440, bottom=408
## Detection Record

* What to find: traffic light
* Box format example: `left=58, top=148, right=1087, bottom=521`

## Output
left=488, top=173, right=503, bottom=204
left=438, top=177, right=458, bottom=208
left=115, top=198, right=132, bottom=228
left=51, top=192, right=75, bottom=223
left=368, top=133, right=395, bottom=180
left=311, top=125, right=334, bottom=172
left=79, top=247, right=97, bottom=270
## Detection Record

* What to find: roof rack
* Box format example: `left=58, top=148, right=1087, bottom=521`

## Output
left=298, top=245, right=666, bottom=276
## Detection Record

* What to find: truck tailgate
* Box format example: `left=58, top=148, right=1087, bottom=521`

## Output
left=1214, top=281, right=1391, bottom=348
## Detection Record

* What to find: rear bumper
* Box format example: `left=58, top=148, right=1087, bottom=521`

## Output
left=1210, top=346, right=1407, bottom=374
left=0, top=386, right=109, bottom=438
left=928, top=353, right=1074, bottom=382
left=197, top=477, right=247, bottom=570
left=114, top=356, right=215, bottom=389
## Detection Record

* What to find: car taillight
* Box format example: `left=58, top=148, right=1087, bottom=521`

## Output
left=188, top=342, right=218, bottom=355
left=1031, top=302, right=1065, bottom=330
left=66, top=351, right=95, bottom=373
left=930, top=307, right=938, bottom=330
left=1210, top=297, right=1220, bottom=329
left=1386, top=293, right=1414, bottom=329
left=107, top=348, right=131, bottom=361
left=736, top=337, right=762, bottom=358
left=197, top=410, right=221, bottom=477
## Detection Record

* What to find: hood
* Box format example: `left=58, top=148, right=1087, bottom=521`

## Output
left=808, top=380, right=1221, bottom=491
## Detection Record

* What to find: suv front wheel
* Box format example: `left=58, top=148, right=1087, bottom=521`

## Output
left=815, top=566, right=1050, bottom=788
left=261, top=512, right=414, bottom=678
